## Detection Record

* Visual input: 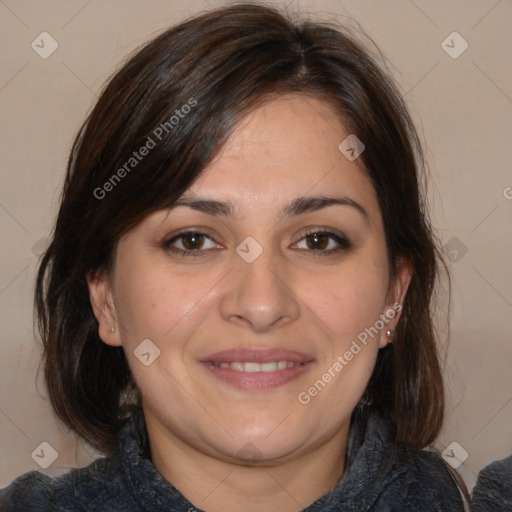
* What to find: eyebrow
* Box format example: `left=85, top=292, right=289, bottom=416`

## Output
left=172, top=195, right=368, bottom=221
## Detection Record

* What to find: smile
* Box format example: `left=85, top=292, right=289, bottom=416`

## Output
left=210, top=361, right=304, bottom=372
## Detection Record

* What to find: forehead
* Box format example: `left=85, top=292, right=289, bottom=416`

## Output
left=186, top=94, right=379, bottom=218
left=209, top=94, right=347, bottom=167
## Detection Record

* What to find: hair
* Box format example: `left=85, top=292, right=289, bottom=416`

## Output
left=36, top=2, right=447, bottom=454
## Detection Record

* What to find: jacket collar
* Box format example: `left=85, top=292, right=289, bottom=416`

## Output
left=304, top=405, right=398, bottom=511
left=117, top=405, right=397, bottom=511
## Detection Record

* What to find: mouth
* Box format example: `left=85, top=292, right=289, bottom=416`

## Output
left=208, top=360, right=305, bottom=372
left=200, top=348, right=315, bottom=390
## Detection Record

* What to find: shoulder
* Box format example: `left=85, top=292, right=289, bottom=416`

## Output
left=345, top=406, right=466, bottom=511
left=0, top=470, right=55, bottom=512
left=471, top=454, right=512, bottom=511
left=0, top=456, right=130, bottom=512
left=383, top=444, right=465, bottom=511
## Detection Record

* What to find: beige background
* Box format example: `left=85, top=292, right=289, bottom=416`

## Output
left=0, top=0, right=511, bottom=493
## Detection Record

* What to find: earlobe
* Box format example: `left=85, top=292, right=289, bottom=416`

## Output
left=86, top=270, right=122, bottom=347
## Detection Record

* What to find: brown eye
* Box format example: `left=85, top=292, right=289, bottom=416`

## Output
left=305, top=232, right=330, bottom=250
left=293, top=230, right=350, bottom=254
left=181, top=233, right=206, bottom=250
left=163, top=230, right=222, bottom=256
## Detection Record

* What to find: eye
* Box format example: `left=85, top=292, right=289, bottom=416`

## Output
left=292, top=229, right=350, bottom=254
left=163, top=230, right=222, bottom=256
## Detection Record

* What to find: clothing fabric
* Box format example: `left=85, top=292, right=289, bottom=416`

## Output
left=470, top=454, right=512, bottom=511
left=0, top=406, right=465, bottom=511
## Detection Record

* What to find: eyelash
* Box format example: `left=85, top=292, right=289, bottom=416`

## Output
left=296, top=229, right=351, bottom=255
left=162, top=229, right=351, bottom=258
left=163, top=230, right=222, bottom=257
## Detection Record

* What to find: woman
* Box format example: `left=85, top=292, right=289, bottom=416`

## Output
left=0, top=3, right=466, bottom=510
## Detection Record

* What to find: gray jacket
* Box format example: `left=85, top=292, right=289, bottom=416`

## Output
left=0, top=406, right=465, bottom=511
left=470, top=454, right=512, bottom=511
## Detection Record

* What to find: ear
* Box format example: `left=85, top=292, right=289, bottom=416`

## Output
left=379, top=256, right=412, bottom=348
left=86, top=269, right=122, bottom=347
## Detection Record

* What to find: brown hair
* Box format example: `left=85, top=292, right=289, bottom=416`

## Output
left=36, top=2, right=447, bottom=454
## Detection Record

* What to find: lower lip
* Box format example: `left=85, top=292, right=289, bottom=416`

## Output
left=200, top=362, right=314, bottom=390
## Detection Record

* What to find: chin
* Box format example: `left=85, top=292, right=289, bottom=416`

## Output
left=221, top=436, right=305, bottom=466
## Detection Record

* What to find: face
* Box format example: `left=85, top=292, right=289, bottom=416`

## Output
left=89, top=94, right=410, bottom=465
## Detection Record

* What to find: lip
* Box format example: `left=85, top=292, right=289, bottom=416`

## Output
left=199, top=347, right=315, bottom=391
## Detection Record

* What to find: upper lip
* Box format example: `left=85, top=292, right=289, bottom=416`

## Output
left=201, top=347, right=315, bottom=364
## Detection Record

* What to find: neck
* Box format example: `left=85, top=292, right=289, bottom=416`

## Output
left=145, top=414, right=349, bottom=512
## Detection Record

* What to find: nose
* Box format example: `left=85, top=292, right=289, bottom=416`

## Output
left=219, top=249, right=300, bottom=332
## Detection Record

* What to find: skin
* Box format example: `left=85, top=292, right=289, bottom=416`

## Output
left=88, top=94, right=411, bottom=512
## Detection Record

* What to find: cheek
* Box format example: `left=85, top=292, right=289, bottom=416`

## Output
left=302, top=253, right=389, bottom=409
left=112, top=269, right=217, bottom=401
left=301, top=258, right=389, bottom=342
left=113, top=266, right=220, bottom=349
left=298, top=267, right=386, bottom=420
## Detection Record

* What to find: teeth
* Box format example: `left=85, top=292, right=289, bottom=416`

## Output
left=214, top=360, right=301, bottom=372
left=245, top=362, right=262, bottom=372
left=260, top=362, right=278, bottom=372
